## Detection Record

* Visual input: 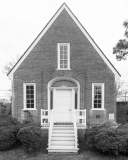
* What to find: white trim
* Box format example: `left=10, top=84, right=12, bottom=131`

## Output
left=8, top=3, right=120, bottom=80
left=23, top=83, right=36, bottom=110
left=57, top=43, right=70, bottom=70
left=92, top=83, right=104, bottom=110
left=48, top=77, right=80, bottom=111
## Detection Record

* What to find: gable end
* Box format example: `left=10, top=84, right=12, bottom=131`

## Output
left=7, top=3, right=120, bottom=80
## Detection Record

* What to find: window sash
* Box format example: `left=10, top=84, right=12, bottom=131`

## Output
left=58, top=43, right=70, bottom=69
left=23, top=83, right=36, bottom=110
left=92, top=83, right=104, bottom=110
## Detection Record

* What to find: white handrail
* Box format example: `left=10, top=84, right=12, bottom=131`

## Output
left=73, top=109, right=77, bottom=149
left=49, top=109, right=54, bottom=148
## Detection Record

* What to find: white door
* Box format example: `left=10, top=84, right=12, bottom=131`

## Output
left=54, top=89, right=72, bottom=122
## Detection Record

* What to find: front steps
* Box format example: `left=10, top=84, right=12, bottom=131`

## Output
left=47, top=123, right=79, bottom=153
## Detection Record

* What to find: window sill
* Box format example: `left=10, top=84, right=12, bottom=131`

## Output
left=91, top=109, right=105, bottom=111
left=22, top=109, right=37, bottom=111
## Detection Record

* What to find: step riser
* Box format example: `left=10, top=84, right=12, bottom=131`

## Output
left=53, top=128, right=74, bottom=130
left=50, top=141, right=75, bottom=145
left=48, top=125, right=78, bottom=153
left=51, top=137, right=75, bottom=140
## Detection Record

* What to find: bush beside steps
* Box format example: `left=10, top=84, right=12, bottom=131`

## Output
left=85, top=120, right=128, bottom=156
left=17, top=125, right=43, bottom=152
left=0, top=114, right=43, bottom=152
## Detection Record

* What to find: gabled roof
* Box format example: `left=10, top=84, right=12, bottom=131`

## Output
left=8, top=3, right=121, bottom=80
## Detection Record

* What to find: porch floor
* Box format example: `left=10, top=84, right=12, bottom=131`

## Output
left=41, top=123, right=86, bottom=129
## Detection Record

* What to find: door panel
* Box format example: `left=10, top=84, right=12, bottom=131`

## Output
left=54, top=89, right=72, bottom=122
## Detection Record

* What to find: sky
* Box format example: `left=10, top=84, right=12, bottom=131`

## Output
left=0, top=0, right=128, bottom=99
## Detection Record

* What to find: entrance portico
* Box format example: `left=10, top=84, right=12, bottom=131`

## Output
left=48, top=77, right=80, bottom=123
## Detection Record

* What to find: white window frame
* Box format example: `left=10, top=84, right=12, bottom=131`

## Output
left=23, top=83, right=36, bottom=110
left=92, top=83, right=105, bottom=110
left=57, top=43, right=70, bottom=70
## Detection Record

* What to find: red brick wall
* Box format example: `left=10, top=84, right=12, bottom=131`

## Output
left=13, top=9, right=116, bottom=125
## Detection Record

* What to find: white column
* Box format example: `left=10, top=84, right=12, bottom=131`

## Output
left=53, top=89, right=56, bottom=123
left=72, top=89, right=75, bottom=122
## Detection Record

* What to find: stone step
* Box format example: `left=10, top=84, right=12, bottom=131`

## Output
left=51, top=133, right=75, bottom=137
left=53, top=127, right=74, bottom=130
left=48, top=146, right=78, bottom=150
left=52, top=130, right=74, bottom=133
left=51, top=136, right=75, bottom=141
left=50, top=140, right=75, bottom=146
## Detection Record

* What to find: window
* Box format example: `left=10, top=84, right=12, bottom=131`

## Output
left=58, top=43, right=70, bottom=69
left=92, top=83, right=104, bottom=110
left=23, top=83, right=36, bottom=110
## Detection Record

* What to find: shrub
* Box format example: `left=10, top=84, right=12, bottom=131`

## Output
left=100, top=120, right=118, bottom=129
left=85, top=126, right=101, bottom=149
left=0, top=115, right=20, bottom=127
left=118, top=123, right=128, bottom=129
left=94, top=128, right=119, bottom=155
left=116, top=127, right=128, bottom=154
left=0, top=126, right=18, bottom=151
left=17, top=125, right=43, bottom=152
left=85, top=122, right=128, bottom=156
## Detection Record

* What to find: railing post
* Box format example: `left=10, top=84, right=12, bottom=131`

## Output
left=41, top=109, right=42, bottom=126
left=73, top=109, right=77, bottom=149
left=85, top=109, right=86, bottom=126
left=49, top=109, right=54, bottom=148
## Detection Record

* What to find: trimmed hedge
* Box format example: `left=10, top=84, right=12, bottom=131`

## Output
left=17, top=125, right=43, bottom=152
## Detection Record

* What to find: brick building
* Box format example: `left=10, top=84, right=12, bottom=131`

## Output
left=8, top=3, right=120, bottom=153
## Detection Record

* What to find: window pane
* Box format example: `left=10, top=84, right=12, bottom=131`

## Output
left=64, top=51, right=67, bottom=55
left=30, top=90, right=34, bottom=94
left=27, top=100, right=30, bottom=104
left=64, top=55, right=67, bottom=59
left=31, top=104, right=34, bottom=108
left=60, top=46, right=63, bottom=50
left=64, top=60, right=67, bottom=64
left=94, top=104, right=97, bottom=108
left=30, top=86, right=34, bottom=89
left=60, top=65, right=63, bottom=68
left=98, top=104, right=101, bottom=108
left=60, top=60, right=63, bottom=65
left=27, top=104, right=30, bottom=108
left=26, top=86, right=29, bottom=89
left=98, top=94, right=101, bottom=98
left=27, top=95, right=30, bottom=99
left=60, top=50, right=63, bottom=55
left=64, top=46, right=67, bottom=50
left=94, top=94, right=97, bottom=99
left=27, top=90, right=30, bottom=94
left=31, top=100, right=34, bottom=104
left=64, top=65, right=67, bottom=68
left=98, top=100, right=101, bottom=104
left=94, top=100, right=97, bottom=104
left=60, top=55, right=63, bottom=59
left=31, top=95, right=34, bottom=99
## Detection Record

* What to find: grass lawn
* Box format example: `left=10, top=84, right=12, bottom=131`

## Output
left=0, top=146, right=128, bottom=160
